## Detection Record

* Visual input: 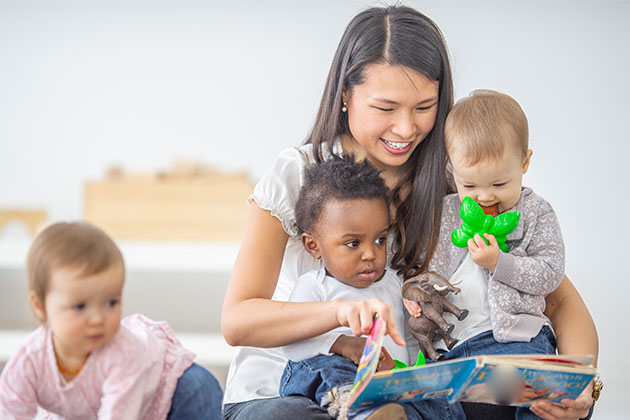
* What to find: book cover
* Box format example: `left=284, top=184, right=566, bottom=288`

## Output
left=347, top=318, right=596, bottom=409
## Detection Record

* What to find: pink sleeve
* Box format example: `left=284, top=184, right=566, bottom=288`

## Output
left=0, top=351, right=40, bottom=420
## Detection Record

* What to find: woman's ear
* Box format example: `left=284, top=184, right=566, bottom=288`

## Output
left=28, top=290, right=46, bottom=322
left=301, top=233, right=322, bottom=260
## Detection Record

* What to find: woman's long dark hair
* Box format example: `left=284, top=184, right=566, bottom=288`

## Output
left=305, top=6, right=454, bottom=278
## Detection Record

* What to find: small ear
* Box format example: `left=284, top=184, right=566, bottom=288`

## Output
left=341, top=90, right=348, bottom=105
left=522, top=149, right=533, bottom=174
left=301, top=233, right=322, bottom=260
left=28, top=290, right=46, bottom=322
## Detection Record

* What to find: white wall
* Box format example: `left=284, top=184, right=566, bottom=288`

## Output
left=1, top=0, right=628, bottom=416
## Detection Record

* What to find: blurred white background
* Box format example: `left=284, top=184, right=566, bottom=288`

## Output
left=0, top=0, right=628, bottom=417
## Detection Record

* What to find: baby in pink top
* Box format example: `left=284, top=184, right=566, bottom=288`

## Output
left=0, top=222, right=222, bottom=419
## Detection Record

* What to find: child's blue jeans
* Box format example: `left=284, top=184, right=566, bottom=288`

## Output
left=168, top=363, right=223, bottom=419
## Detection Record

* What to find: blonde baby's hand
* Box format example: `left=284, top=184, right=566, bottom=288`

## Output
left=335, top=298, right=405, bottom=346
left=529, top=383, right=593, bottom=420
left=403, top=298, right=422, bottom=318
left=468, top=233, right=500, bottom=272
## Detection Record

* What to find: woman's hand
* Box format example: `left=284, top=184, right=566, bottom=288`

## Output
left=334, top=298, right=405, bottom=346
left=403, top=298, right=422, bottom=318
left=529, top=383, right=593, bottom=420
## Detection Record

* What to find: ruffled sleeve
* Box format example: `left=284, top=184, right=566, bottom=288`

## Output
left=248, top=146, right=311, bottom=237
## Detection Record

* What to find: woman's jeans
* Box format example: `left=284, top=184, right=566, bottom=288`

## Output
left=225, top=327, right=557, bottom=420
left=168, top=363, right=223, bottom=419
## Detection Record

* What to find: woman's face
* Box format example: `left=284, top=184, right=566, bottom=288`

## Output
left=343, top=63, right=439, bottom=175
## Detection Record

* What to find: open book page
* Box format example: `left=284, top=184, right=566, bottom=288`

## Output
left=347, top=317, right=596, bottom=409
left=453, top=355, right=596, bottom=406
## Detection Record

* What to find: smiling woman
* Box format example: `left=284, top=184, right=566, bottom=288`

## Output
left=220, top=5, right=597, bottom=420
left=341, top=63, right=440, bottom=181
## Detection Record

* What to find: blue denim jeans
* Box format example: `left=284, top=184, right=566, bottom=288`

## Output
left=436, top=325, right=557, bottom=362
left=280, top=354, right=357, bottom=405
left=168, top=363, right=223, bottom=420
left=222, top=396, right=333, bottom=420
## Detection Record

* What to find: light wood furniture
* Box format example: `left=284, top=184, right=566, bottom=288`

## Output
left=84, top=165, right=254, bottom=240
left=0, top=209, right=47, bottom=236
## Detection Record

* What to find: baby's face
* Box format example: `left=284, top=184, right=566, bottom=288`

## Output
left=311, top=198, right=389, bottom=288
left=450, top=148, right=532, bottom=215
left=44, top=263, right=124, bottom=360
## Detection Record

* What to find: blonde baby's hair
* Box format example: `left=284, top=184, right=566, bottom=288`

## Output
left=445, top=89, right=529, bottom=165
left=26, top=221, right=124, bottom=311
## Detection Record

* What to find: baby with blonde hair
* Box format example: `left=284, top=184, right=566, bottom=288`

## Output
left=0, top=221, right=222, bottom=419
left=425, top=89, right=564, bottom=419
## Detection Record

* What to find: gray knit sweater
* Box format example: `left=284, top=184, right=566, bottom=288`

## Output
left=427, top=187, right=565, bottom=343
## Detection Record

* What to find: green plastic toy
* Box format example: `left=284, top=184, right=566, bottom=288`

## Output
left=392, top=351, right=426, bottom=370
left=451, top=197, right=520, bottom=253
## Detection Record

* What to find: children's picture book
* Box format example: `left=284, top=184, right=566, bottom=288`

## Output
left=346, top=317, right=597, bottom=409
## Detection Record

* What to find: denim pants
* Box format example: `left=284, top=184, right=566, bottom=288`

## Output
left=223, top=396, right=333, bottom=420
left=167, top=363, right=223, bottom=420
left=280, top=354, right=357, bottom=405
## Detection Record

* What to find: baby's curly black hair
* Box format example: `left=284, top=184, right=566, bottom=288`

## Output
left=295, top=154, right=390, bottom=235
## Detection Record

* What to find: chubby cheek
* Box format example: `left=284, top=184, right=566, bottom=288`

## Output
left=107, top=312, right=122, bottom=336
left=456, top=189, right=472, bottom=203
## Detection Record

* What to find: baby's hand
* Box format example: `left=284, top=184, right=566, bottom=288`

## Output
left=468, top=233, right=500, bottom=272
left=330, top=335, right=366, bottom=364
left=403, top=298, right=422, bottom=318
left=335, top=298, right=405, bottom=346
left=330, top=336, right=396, bottom=371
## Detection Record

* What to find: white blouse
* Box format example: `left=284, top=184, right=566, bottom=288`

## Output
left=223, top=143, right=336, bottom=404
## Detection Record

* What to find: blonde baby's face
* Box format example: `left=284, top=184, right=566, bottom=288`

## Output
left=450, top=146, right=533, bottom=215
left=36, top=263, right=124, bottom=361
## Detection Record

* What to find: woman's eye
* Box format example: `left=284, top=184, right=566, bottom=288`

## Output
left=373, top=106, right=393, bottom=112
left=72, top=303, right=85, bottom=311
left=416, top=104, right=436, bottom=111
left=345, top=240, right=360, bottom=248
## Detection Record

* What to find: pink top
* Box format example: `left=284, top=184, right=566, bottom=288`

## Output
left=0, top=314, right=195, bottom=420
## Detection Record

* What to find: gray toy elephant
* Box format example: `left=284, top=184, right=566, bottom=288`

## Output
left=402, top=272, right=469, bottom=360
